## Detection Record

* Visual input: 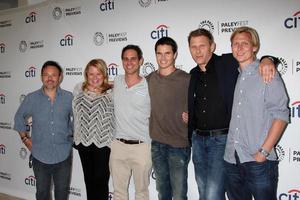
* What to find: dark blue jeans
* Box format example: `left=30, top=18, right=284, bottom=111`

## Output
left=224, top=153, right=278, bottom=200
left=32, top=154, right=72, bottom=200
left=151, top=140, right=191, bottom=200
left=192, top=133, right=227, bottom=200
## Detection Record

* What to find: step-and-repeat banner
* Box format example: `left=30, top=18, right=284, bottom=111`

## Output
left=0, top=0, right=299, bottom=199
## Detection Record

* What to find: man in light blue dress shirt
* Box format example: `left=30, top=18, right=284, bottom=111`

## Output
left=14, top=61, right=73, bottom=200
left=224, top=27, right=289, bottom=200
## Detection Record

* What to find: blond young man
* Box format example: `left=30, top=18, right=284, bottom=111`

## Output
left=224, top=27, right=289, bottom=200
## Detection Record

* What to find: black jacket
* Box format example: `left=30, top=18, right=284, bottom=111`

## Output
left=187, top=53, right=239, bottom=144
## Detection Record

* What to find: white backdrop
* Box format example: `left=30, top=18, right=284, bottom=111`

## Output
left=0, top=0, right=299, bottom=199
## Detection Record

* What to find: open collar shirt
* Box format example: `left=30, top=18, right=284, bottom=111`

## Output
left=224, top=60, right=289, bottom=164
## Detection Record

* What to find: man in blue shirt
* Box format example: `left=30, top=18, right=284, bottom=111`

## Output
left=224, top=26, right=289, bottom=200
left=14, top=61, right=73, bottom=200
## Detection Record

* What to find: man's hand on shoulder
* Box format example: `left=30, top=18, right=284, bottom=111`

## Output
left=259, top=56, right=278, bottom=83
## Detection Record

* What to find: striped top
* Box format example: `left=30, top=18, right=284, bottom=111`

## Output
left=72, top=83, right=115, bottom=148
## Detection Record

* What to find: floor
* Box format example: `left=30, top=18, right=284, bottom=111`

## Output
left=0, top=193, right=24, bottom=200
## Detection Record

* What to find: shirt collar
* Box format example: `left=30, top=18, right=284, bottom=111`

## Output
left=238, top=59, right=259, bottom=74
left=197, top=53, right=216, bottom=74
left=122, top=75, right=146, bottom=89
left=39, top=87, right=62, bottom=97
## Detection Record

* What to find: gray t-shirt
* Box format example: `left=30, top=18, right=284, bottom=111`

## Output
left=113, top=75, right=151, bottom=143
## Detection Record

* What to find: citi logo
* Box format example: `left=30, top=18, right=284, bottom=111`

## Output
left=284, top=10, right=300, bottom=29
left=0, top=93, right=5, bottom=104
left=107, top=63, right=118, bottom=81
left=60, top=34, right=74, bottom=46
left=25, top=11, right=37, bottom=23
left=0, top=43, right=5, bottom=53
left=151, top=24, right=169, bottom=40
left=279, top=189, right=300, bottom=200
left=107, top=63, right=118, bottom=76
left=25, top=66, right=36, bottom=78
left=291, top=101, right=300, bottom=118
left=0, top=144, right=6, bottom=154
left=100, top=0, right=114, bottom=11
left=25, top=175, right=36, bottom=186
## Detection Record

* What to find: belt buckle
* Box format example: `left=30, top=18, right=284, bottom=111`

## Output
left=195, top=129, right=209, bottom=137
left=117, top=138, right=143, bottom=144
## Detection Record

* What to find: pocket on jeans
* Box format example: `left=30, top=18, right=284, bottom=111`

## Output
left=213, top=135, right=227, bottom=145
left=244, top=160, right=268, bottom=177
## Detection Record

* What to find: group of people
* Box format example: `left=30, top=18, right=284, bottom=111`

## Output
left=14, top=26, right=289, bottom=200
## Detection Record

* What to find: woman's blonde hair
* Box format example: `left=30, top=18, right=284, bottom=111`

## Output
left=82, top=59, right=111, bottom=93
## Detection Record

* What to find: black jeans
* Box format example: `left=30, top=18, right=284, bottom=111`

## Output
left=77, top=144, right=111, bottom=200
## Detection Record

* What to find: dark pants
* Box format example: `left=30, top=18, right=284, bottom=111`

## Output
left=224, top=152, right=278, bottom=200
left=77, top=144, right=110, bottom=200
left=32, top=154, right=72, bottom=200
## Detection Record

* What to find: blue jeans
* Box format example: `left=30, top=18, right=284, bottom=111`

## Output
left=151, top=140, right=191, bottom=200
left=192, top=133, right=227, bottom=200
left=224, top=153, right=278, bottom=200
left=32, top=154, right=72, bottom=200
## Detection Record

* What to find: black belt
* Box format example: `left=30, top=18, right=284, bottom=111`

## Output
left=117, top=138, right=144, bottom=145
left=195, top=128, right=228, bottom=137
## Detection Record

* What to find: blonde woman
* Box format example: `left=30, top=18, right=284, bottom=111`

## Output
left=72, top=59, right=115, bottom=200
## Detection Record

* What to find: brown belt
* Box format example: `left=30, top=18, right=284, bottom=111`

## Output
left=117, top=138, right=144, bottom=144
left=195, top=128, right=228, bottom=137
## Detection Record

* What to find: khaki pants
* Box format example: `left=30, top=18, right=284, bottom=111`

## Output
left=109, top=139, right=152, bottom=200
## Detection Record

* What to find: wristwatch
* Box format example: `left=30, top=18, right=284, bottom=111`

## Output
left=259, top=148, right=270, bottom=157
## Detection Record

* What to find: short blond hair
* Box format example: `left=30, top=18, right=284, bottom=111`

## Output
left=82, top=59, right=111, bottom=92
left=230, top=26, right=260, bottom=55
